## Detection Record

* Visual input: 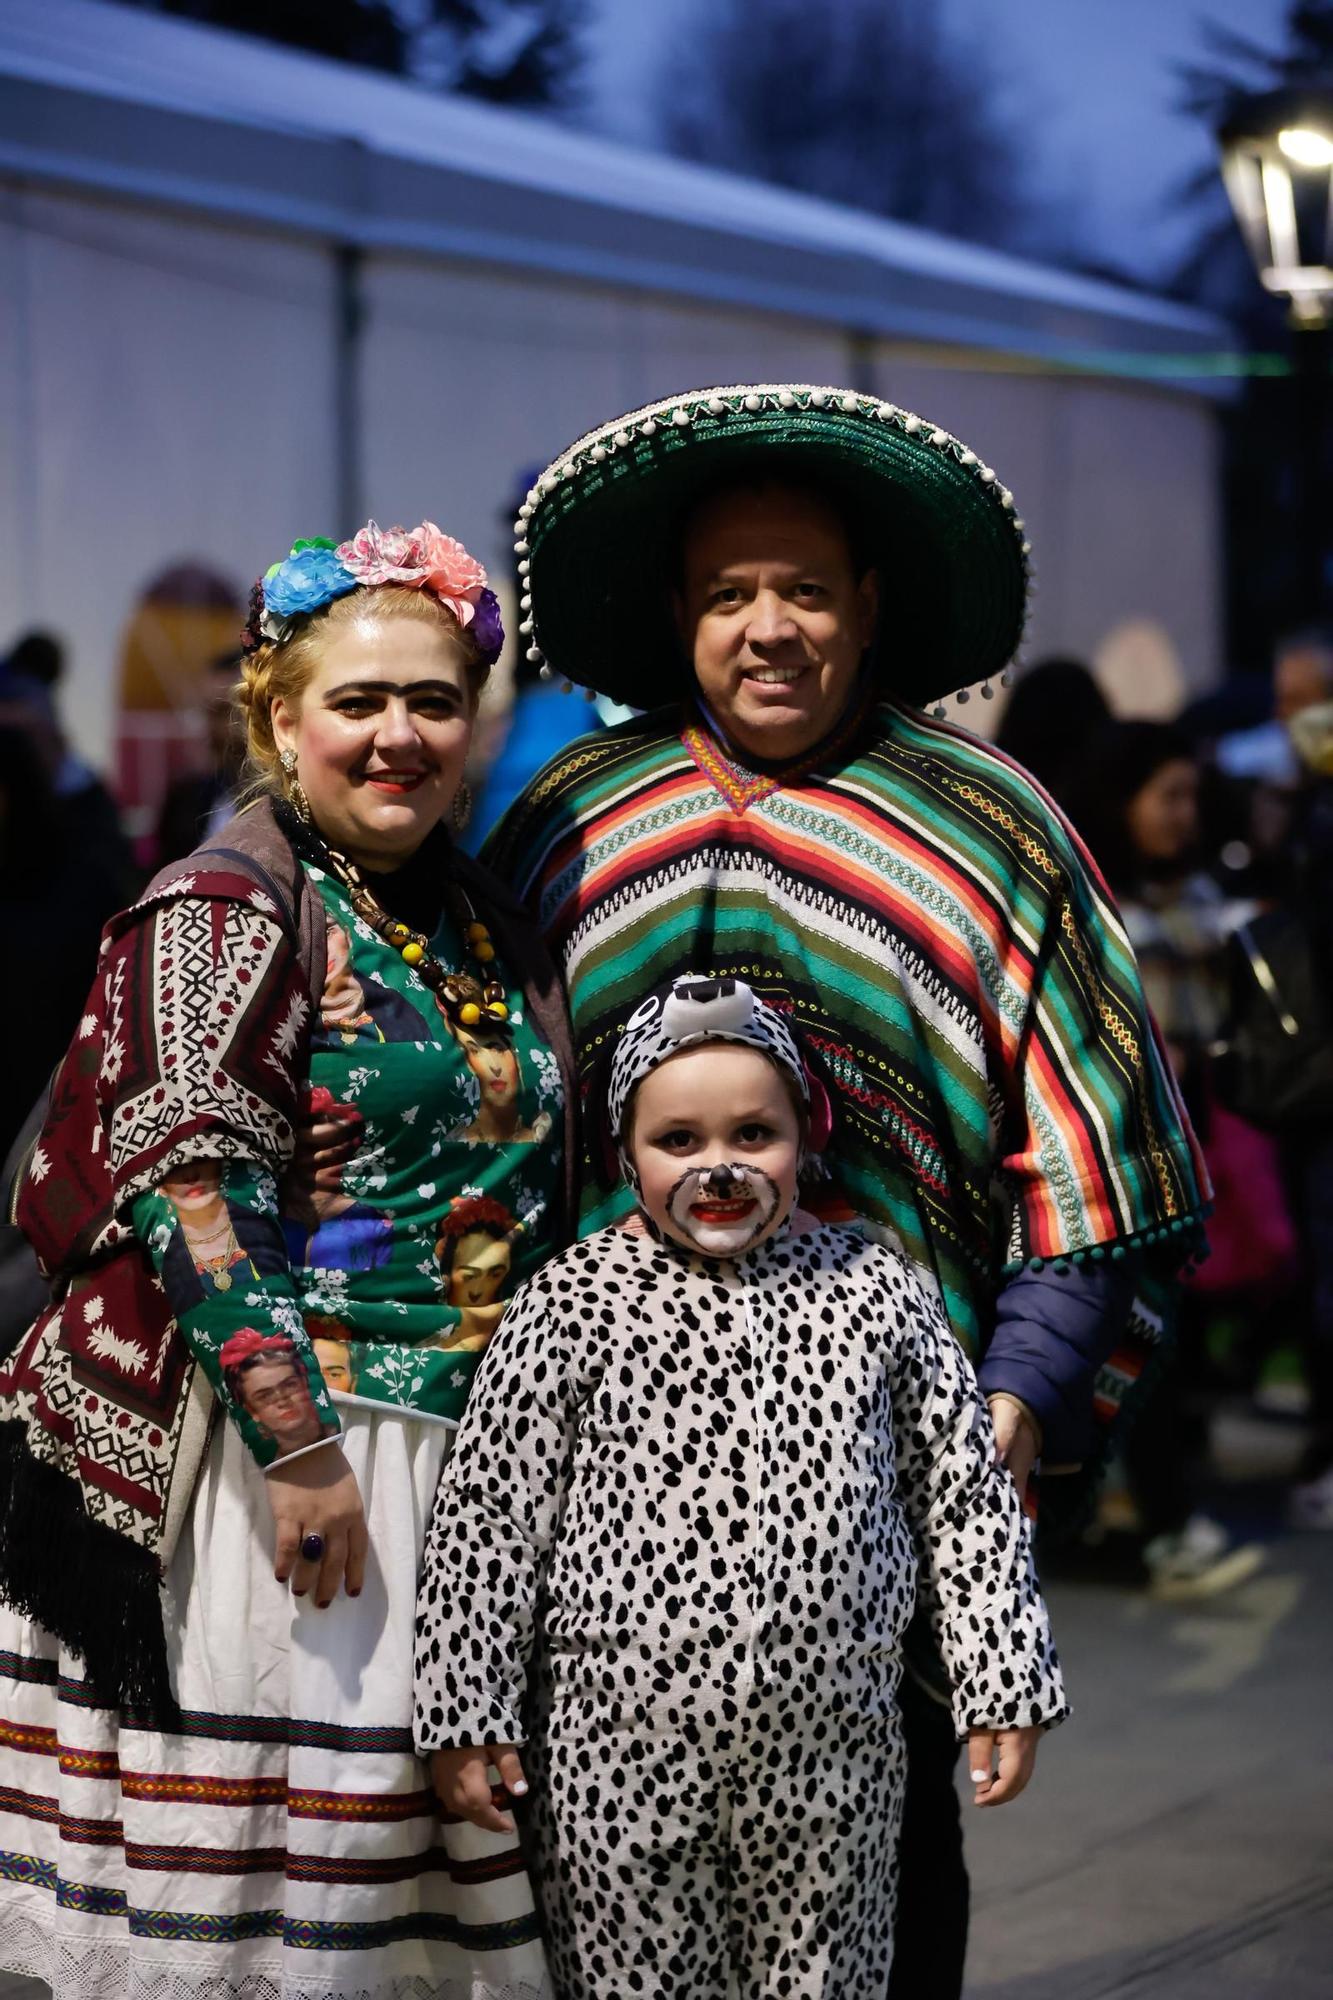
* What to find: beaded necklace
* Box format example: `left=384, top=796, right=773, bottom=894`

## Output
left=319, top=843, right=510, bottom=1026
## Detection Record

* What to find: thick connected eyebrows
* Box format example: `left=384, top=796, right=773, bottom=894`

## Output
left=322, top=678, right=465, bottom=701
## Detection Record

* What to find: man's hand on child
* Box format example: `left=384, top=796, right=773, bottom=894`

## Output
left=967, top=1725, right=1040, bottom=1808
left=430, top=1745, right=528, bottom=1834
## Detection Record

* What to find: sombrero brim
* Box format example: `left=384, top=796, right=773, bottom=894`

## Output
left=518, top=385, right=1031, bottom=710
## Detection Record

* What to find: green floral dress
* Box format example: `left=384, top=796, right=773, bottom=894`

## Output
left=133, top=861, right=566, bottom=1467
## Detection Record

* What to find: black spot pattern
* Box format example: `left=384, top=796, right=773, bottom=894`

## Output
left=414, top=1224, right=1067, bottom=1997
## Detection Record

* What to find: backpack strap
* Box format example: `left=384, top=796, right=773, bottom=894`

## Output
left=1233, top=922, right=1301, bottom=1038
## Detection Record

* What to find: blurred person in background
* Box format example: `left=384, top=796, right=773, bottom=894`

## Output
left=0, top=725, right=124, bottom=1159
left=1214, top=627, right=1333, bottom=789
left=1079, top=720, right=1281, bottom=1597
left=466, top=470, right=606, bottom=848
left=155, top=648, right=247, bottom=864
left=469, top=636, right=603, bottom=844
left=994, top=653, right=1111, bottom=821
left=0, top=629, right=137, bottom=899
left=1198, top=630, right=1333, bottom=926
left=1268, top=697, right=1333, bottom=1527
left=1080, top=721, right=1238, bottom=1071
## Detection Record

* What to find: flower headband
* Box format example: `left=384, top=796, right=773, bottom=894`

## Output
left=240, top=521, right=504, bottom=664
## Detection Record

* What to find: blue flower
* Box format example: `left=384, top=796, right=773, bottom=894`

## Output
left=263, top=545, right=357, bottom=620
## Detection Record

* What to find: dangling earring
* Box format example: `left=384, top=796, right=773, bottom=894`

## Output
left=451, top=781, right=473, bottom=833
left=279, top=746, right=312, bottom=826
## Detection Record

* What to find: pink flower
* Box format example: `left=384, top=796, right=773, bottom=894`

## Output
left=417, top=522, right=488, bottom=607
left=336, top=521, right=428, bottom=588
left=336, top=520, right=489, bottom=627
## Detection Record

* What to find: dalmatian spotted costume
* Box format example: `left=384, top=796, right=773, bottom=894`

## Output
left=415, top=980, right=1067, bottom=1999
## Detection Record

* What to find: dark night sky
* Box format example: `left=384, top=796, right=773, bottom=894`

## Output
left=580, top=0, right=1292, bottom=281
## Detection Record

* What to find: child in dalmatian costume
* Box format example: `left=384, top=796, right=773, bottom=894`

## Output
left=414, top=976, right=1067, bottom=2000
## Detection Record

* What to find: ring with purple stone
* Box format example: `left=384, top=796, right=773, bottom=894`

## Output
left=300, top=1532, right=326, bottom=1563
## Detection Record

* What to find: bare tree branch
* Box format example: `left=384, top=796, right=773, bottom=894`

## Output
left=115, top=0, right=586, bottom=107
left=655, top=0, right=1029, bottom=249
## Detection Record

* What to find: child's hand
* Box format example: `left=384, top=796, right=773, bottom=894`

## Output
left=987, top=1393, right=1040, bottom=1497
left=429, top=1745, right=528, bottom=1833
left=967, top=1725, right=1040, bottom=1808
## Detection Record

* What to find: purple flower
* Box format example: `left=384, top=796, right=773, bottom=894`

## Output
left=471, top=587, right=505, bottom=664
left=241, top=578, right=267, bottom=656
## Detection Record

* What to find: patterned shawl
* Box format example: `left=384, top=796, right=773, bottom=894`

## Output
left=0, top=834, right=312, bottom=1708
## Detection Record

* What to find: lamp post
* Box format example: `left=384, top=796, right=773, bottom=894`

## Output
left=1220, top=84, right=1333, bottom=326
left=1220, top=85, right=1333, bottom=621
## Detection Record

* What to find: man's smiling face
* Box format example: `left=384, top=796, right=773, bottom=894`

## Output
left=677, top=481, right=878, bottom=763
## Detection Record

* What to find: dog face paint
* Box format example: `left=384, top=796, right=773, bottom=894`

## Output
left=665, top=1161, right=781, bottom=1255
left=627, top=1044, right=803, bottom=1260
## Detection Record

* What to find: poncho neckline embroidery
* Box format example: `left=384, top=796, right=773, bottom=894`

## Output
left=681, top=688, right=876, bottom=814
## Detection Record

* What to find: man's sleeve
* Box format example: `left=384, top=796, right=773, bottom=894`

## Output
left=992, top=811, right=1209, bottom=1277
left=977, top=1256, right=1141, bottom=1464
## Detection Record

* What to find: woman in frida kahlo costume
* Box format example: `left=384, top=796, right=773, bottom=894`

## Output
left=0, top=521, right=575, bottom=2000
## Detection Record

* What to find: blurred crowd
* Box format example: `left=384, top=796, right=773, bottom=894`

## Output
left=4, top=615, right=1332, bottom=1581
left=998, top=632, right=1333, bottom=1578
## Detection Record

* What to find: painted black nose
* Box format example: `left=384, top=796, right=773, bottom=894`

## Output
left=702, top=1163, right=741, bottom=1196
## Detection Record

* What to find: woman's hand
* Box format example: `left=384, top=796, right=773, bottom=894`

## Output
left=267, top=1444, right=368, bottom=1608
left=280, top=1093, right=359, bottom=1225
left=430, top=1745, right=528, bottom=1833
left=987, top=1393, right=1041, bottom=1498
left=968, top=1724, right=1040, bottom=1807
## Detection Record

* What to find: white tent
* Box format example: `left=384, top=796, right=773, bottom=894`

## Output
left=0, top=0, right=1231, bottom=780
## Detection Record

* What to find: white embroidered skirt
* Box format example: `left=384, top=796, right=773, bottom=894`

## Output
left=0, top=1409, right=551, bottom=2000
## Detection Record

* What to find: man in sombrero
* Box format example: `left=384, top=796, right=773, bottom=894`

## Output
left=482, top=384, right=1208, bottom=1996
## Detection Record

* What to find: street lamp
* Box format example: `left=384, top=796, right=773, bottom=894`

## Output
left=1220, top=84, right=1333, bottom=623
left=1220, top=84, right=1333, bottom=326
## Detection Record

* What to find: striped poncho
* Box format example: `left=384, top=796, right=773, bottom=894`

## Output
left=484, top=695, right=1208, bottom=1361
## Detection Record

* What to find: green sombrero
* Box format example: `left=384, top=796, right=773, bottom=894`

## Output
left=515, top=383, right=1032, bottom=712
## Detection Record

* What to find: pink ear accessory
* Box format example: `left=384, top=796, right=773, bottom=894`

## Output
left=805, top=1068, right=834, bottom=1153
